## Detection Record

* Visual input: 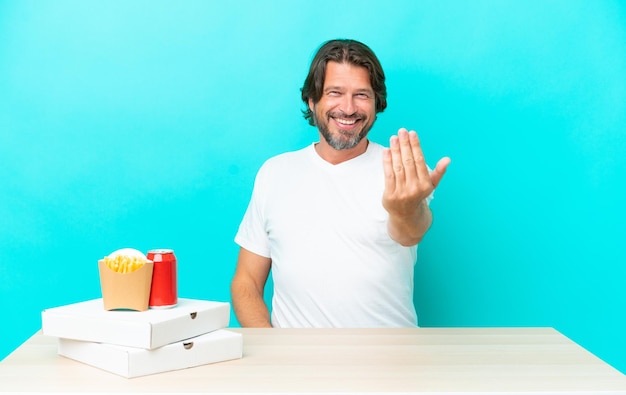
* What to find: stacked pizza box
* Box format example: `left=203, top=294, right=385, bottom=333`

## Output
left=41, top=298, right=242, bottom=378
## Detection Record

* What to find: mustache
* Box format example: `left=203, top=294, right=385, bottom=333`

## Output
left=327, top=111, right=365, bottom=120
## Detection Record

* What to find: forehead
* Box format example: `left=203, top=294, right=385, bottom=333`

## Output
left=323, top=61, right=372, bottom=90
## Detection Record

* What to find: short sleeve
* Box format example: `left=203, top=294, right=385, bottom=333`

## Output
left=234, top=166, right=271, bottom=258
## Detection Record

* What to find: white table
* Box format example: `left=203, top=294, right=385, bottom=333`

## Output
left=1, top=327, right=626, bottom=394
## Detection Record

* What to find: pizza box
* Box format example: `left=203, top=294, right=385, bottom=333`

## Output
left=58, top=329, right=243, bottom=378
left=42, top=298, right=230, bottom=349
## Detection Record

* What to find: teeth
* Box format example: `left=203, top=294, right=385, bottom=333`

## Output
left=336, top=118, right=357, bottom=125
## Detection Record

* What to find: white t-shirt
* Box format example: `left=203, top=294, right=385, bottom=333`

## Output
left=235, top=141, right=423, bottom=328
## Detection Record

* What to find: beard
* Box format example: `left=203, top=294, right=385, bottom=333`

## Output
left=313, top=110, right=374, bottom=150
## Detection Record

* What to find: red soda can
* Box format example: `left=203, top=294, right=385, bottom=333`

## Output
left=147, top=249, right=178, bottom=308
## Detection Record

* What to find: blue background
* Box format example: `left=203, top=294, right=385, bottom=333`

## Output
left=1, top=0, right=625, bottom=374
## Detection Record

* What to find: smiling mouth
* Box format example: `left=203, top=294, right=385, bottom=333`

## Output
left=334, top=118, right=358, bottom=125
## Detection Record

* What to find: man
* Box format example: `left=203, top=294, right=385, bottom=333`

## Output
left=231, top=39, right=450, bottom=328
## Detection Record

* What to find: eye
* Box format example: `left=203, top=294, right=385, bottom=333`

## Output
left=328, top=90, right=341, bottom=96
left=355, top=92, right=372, bottom=99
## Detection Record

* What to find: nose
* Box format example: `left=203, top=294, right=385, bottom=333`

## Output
left=339, top=95, right=357, bottom=115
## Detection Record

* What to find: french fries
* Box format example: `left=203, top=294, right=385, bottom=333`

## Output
left=102, top=255, right=147, bottom=274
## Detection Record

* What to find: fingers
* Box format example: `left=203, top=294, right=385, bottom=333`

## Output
left=385, top=128, right=450, bottom=192
left=389, top=131, right=406, bottom=186
left=399, top=129, right=417, bottom=182
left=407, top=130, right=431, bottom=182
left=390, top=129, right=428, bottom=184
left=382, top=148, right=396, bottom=192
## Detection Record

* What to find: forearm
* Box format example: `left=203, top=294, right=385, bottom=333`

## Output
left=387, top=199, right=433, bottom=247
left=231, top=278, right=272, bottom=327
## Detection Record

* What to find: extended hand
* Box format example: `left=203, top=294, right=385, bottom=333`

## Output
left=382, top=128, right=450, bottom=222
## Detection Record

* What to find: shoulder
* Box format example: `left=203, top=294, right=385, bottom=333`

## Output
left=261, top=147, right=310, bottom=170
left=255, top=145, right=313, bottom=180
left=367, top=141, right=386, bottom=156
left=263, top=145, right=311, bottom=167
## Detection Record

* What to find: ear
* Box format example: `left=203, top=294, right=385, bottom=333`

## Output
left=308, top=98, right=314, bottom=112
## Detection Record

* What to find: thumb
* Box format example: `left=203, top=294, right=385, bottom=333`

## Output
left=430, top=157, right=451, bottom=189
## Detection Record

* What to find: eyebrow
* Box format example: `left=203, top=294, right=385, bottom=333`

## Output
left=323, top=86, right=374, bottom=95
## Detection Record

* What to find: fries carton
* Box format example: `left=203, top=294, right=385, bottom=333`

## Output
left=42, top=298, right=231, bottom=349
left=57, top=329, right=243, bottom=378
left=98, top=259, right=154, bottom=311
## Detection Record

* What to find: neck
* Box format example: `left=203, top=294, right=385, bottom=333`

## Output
left=314, top=138, right=369, bottom=165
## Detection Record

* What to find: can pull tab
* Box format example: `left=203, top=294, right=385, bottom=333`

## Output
left=183, top=342, right=194, bottom=350
left=190, top=312, right=197, bottom=319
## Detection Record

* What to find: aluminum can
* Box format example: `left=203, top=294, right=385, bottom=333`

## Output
left=147, top=249, right=178, bottom=308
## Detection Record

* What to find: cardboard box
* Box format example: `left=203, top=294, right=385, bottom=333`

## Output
left=98, top=259, right=154, bottom=311
left=42, top=298, right=230, bottom=349
left=58, top=329, right=243, bottom=378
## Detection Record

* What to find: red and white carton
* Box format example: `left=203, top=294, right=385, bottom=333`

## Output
left=147, top=249, right=177, bottom=308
